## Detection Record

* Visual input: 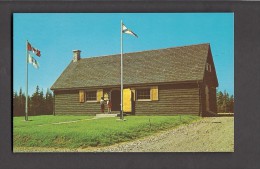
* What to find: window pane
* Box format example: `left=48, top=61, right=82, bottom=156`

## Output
left=86, top=91, right=96, bottom=101
left=137, top=89, right=150, bottom=100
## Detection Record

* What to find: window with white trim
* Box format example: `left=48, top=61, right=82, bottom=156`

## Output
left=136, top=88, right=150, bottom=100
left=86, top=91, right=97, bottom=101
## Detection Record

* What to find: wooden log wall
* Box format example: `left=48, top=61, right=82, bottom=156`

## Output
left=200, top=84, right=217, bottom=116
left=54, top=90, right=100, bottom=115
left=200, top=84, right=206, bottom=115
left=134, top=83, right=200, bottom=115
left=54, top=83, right=204, bottom=116
left=209, top=87, right=217, bottom=113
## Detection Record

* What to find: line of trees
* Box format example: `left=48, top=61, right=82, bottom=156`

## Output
left=217, top=90, right=234, bottom=113
left=13, top=86, right=54, bottom=116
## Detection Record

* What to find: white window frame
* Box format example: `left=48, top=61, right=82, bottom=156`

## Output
left=85, top=90, right=97, bottom=102
left=136, top=88, right=151, bottom=101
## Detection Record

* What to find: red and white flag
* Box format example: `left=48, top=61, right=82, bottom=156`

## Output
left=27, top=41, right=41, bottom=57
left=27, top=42, right=32, bottom=51
left=32, top=47, right=41, bottom=57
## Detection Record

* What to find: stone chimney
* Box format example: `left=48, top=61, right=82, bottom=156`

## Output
left=72, top=50, right=81, bottom=62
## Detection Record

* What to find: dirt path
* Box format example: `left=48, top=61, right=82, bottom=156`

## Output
left=37, top=118, right=97, bottom=127
left=89, top=117, right=234, bottom=152
left=14, top=117, right=234, bottom=152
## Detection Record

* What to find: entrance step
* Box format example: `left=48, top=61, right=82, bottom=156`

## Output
left=112, top=111, right=120, bottom=115
left=95, top=114, right=118, bottom=118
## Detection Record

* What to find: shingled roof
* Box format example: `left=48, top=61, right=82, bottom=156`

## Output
left=51, top=43, right=211, bottom=90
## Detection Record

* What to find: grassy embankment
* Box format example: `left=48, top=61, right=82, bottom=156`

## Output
left=13, top=115, right=200, bottom=149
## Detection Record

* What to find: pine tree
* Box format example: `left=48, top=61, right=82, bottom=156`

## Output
left=229, top=95, right=234, bottom=113
left=13, top=91, right=18, bottom=116
left=12, top=88, right=25, bottom=116
left=45, top=88, right=53, bottom=115
left=39, top=89, right=45, bottom=115
left=226, top=92, right=230, bottom=112
left=31, top=85, right=41, bottom=116
left=222, top=90, right=228, bottom=113
left=18, top=88, right=25, bottom=116
left=13, top=86, right=54, bottom=117
left=217, top=91, right=224, bottom=112
left=216, top=90, right=234, bottom=113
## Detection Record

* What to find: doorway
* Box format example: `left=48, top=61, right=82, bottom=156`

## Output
left=111, top=90, right=121, bottom=111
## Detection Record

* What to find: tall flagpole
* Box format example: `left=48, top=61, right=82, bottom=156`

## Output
left=25, top=40, right=28, bottom=121
left=120, top=20, right=124, bottom=120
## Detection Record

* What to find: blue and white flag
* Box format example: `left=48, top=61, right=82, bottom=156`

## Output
left=122, top=23, right=138, bottom=38
left=28, top=53, right=39, bottom=69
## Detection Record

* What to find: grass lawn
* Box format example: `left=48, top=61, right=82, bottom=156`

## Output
left=13, top=115, right=200, bottom=149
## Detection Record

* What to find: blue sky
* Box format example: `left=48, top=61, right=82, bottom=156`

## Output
left=13, top=13, right=234, bottom=95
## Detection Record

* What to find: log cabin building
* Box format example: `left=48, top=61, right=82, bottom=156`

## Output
left=51, top=43, right=218, bottom=116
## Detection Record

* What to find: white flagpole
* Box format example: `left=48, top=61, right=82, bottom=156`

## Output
left=25, top=40, right=28, bottom=121
left=120, top=20, right=124, bottom=120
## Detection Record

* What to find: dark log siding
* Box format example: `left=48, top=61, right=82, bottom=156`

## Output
left=54, top=83, right=201, bottom=115
left=200, top=84, right=217, bottom=116
left=53, top=82, right=218, bottom=116
left=209, top=87, right=217, bottom=113
left=135, top=84, right=200, bottom=115
left=200, top=84, right=206, bottom=115
left=54, top=90, right=100, bottom=115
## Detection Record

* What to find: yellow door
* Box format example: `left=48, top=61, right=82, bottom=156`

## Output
left=123, top=88, right=132, bottom=113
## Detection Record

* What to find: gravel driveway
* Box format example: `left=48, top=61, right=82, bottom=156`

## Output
left=14, top=117, right=234, bottom=152
left=90, top=117, right=234, bottom=152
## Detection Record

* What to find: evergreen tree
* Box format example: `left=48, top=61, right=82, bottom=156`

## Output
left=217, top=91, right=224, bottom=112
left=13, top=91, right=18, bottom=116
left=13, top=86, right=54, bottom=117
left=216, top=90, right=234, bottom=113
left=45, top=88, right=54, bottom=115
left=13, top=88, right=26, bottom=116
left=21, top=88, right=26, bottom=116
left=28, top=95, right=32, bottom=116
left=18, top=88, right=25, bottom=116
left=229, top=95, right=234, bottom=113
left=31, top=85, right=41, bottom=115
left=39, top=89, right=45, bottom=114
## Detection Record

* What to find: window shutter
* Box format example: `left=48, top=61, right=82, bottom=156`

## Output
left=79, top=90, right=85, bottom=103
left=96, top=89, right=103, bottom=101
left=150, top=86, right=158, bottom=101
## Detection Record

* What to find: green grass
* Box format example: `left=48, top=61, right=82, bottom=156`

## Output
left=13, top=115, right=92, bottom=128
left=13, top=115, right=200, bottom=149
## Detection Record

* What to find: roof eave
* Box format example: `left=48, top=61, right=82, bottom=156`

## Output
left=51, top=80, right=204, bottom=91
